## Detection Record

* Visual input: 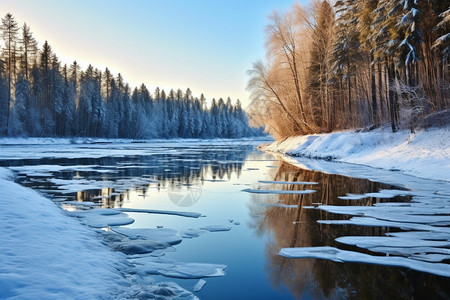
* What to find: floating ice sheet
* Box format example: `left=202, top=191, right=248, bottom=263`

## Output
left=316, top=205, right=450, bottom=224
left=193, top=279, right=206, bottom=292
left=111, top=227, right=182, bottom=245
left=336, top=236, right=450, bottom=249
left=200, top=225, right=232, bottom=232
left=132, top=255, right=226, bottom=279
left=123, top=281, right=198, bottom=300
left=408, top=254, right=450, bottom=262
left=101, top=231, right=174, bottom=255
left=63, top=201, right=101, bottom=207
left=279, top=246, right=450, bottom=277
left=180, top=229, right=206, bottom=239
left=318, top=217, right=450, bottom=233
left=264, top=204, right=298, bottom=208
left=338, top=194, right=369, bottom=200
left=365, top=189, right=416, bottom=198
left=368, top=246, right=450, bottom=256
left=242, top=188, right=316, bottom=194
left=386, top=231, right=450, bottom=241
left=118, top=208, right=201, bottom=218
left=69, top=209, right=134, bottom=228
left=258, top=180, right=318, bottom=185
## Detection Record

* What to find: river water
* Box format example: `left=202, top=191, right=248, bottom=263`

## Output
left=1, top=140, right=449, bottom=299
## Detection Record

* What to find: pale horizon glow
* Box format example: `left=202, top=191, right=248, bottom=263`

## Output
left=0, top=0, right=305, bottom=107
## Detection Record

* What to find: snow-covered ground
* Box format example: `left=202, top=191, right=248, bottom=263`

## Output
left=0, top=166, right=215, bottom=299
left=262, top=127, right=450, bottom=182
left=0, top=168, right=131, bottom=299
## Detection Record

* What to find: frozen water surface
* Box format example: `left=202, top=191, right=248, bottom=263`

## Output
left=279, top=246, right=450, bottom=277
left=200, top=225, right=232, bottom=232
left=1, top=139, right=449, bottom=299
left=111, top=227, right=182, bottom=245
left=131, top=255, right=227, bottom=279
left=242, top=188, right=316, bottom=194
left=193, top=279, right=207, bottom=292
left=69, top=209, right=135, bottom=228
left=258, top=180, right=319, bottom=185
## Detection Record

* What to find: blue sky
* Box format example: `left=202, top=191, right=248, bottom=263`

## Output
left=0, top=0, right=304, bottom=107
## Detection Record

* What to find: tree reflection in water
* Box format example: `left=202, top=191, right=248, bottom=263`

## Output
left=249, top=162, right=449, bottom=299
left=11, top=146, right=253, bottom=208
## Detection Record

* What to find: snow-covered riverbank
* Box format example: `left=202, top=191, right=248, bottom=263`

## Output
left=261, top=127, right=450, bottom=182
left=0, top=168, right=130, bottom=299
left=0, top=168, right=201, bottom=299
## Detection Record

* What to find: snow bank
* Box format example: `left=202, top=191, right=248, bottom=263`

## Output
left=0, top=168, right=129, bottom=299
left=262, top=127, right=450, bottom=182
left=0, top=168, right=201, bottom=299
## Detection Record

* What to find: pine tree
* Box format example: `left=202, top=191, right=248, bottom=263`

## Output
left=19, top=23, right=37, bottom=81
left=50, top=54, right=64, bottom=136
left=13, top=69, right=29, bottom=135
left=398, top=0, right=422, bottom=85
left=306, top=0, right=335, bottom=131
left=1, top=13, right=19, bottom=135
left=61, top=64, right=75, bottom=136
left=91, top=68, right=105, bottom=136
left=433, top=8, right=450, bottom=59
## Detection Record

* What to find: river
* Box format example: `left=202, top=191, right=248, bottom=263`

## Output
left=1, top=140, right=449, bottom=299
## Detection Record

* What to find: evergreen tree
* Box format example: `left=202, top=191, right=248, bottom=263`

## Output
left=19, top=23, right=37, bottom=81
left=306, top=0, right=335, bottom=131
left=1, top=13, right=19, bottom=135
left=13, top=69, right=29, bottom=135
left=50, top=54, right=64, bottom=136
left=61, top=64, right=75, bottom=136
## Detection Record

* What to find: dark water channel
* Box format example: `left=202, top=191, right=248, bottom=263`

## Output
left=1, top=141, right=449, bottom=299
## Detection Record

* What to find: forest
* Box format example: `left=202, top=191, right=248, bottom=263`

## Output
left=0, top=14, right=261, bottom=139
left=248, top=0, right=449, bottom=139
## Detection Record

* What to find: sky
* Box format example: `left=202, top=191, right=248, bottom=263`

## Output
left=0, top=0, right=305, bottom=108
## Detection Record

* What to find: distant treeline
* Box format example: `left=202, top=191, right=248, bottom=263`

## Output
left=0, top=14, right=263, bottom=138
left=248, top=0, right=449, bottom=139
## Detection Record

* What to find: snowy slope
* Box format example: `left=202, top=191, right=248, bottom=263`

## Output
left=0, top=168, right=130, bottom=299
left=0, top=167, right=216, bottom=299
left=262, top=127, right=450, bottom=182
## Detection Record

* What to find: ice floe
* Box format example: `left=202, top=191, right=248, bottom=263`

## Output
left=279, top=246, right=450, bottom=277
left=337, top=193, right=369, bottom=200
left=118, top=208, right=201, bottom=218
left=200, top=225, right=232, bottom=232
left=258, top=180, right=318, bottom=185
left=68, top=209, right=134, bottom=228
left=124, top=281, right=198, bottom=300
left=317, top=217, right=450, bottom=233
left=386, top=231, right=450, bottom=241
left=180, top=229, right=207, bottom=239
left=242, top=188, right=316, bottom=194
left=131, top=255, right=227, bottom=279
left=316, top=205, right=450, bottom=225
left=335, top=236, right=450, bottom=249
left=101, top=231, right=174, bottom=255
left=264, top=203, right=298, bottom=208
left=193, top=279, right=206, bottom=292
left=63, top=201, right=102, bottom=207
left=111, top=227, right=182, bottom=245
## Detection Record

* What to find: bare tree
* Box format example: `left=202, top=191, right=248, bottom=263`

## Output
left=265, top=8, right=312, bottom=132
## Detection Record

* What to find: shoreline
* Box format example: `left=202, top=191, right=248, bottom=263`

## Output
left=260, top=127, right=450, bottom=183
